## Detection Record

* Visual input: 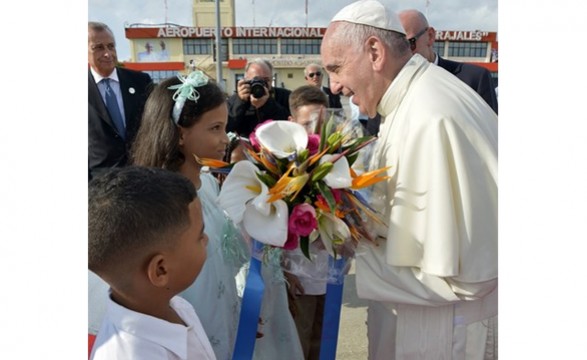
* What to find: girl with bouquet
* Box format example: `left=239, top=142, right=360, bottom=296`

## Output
left=129, top=71, right=248, bottom=360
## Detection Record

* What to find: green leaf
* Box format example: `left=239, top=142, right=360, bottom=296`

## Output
left=300, top=236, right=310, bottom=259
left=327, top=132, right=344, bottom=153
left=316, top=181, right=337, bottom=214
left=255, top=172, right=277, bottom=187
left=319, top=120, right=329, bottom=153
left=319, top=112, right=337, bottom=152
left=346, top=152, right=359, bottom=167
left=311, top=162, right=333, bottom=182
left=297, top=148, right=309, bottom=163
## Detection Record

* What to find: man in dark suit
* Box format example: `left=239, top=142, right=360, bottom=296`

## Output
left=304, top=63, right=342, bottom=109
left=227, top=58, right=291, bottom=137
left=88, top=21, right=153, bottom=180
left=399, top=10, right=498, bottom=115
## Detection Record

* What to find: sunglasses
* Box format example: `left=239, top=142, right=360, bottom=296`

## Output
left=407, top=27, right=429, bottom=51
left=308, top=71, right=322, bottom=78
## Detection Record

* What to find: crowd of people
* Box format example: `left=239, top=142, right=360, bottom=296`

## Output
left=88, top=0, right=498, bottom=358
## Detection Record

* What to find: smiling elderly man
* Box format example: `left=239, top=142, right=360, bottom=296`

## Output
left=320, top=1, right=498, bottom=359
left=88, top=21, right=153, bottom=180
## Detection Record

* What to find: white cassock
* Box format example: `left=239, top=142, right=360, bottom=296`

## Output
left=358, top=54, right=498, bottom=360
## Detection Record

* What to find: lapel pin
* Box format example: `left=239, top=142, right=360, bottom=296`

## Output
left=129, top=87, right=136, bottom=94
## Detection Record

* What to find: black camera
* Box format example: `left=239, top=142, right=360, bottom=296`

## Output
left=246, top=77, right=268, bottom=98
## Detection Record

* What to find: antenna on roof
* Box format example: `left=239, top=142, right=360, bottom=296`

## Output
left=164, top=0, right=168, bottom=25
left=305, top=0, right=308, bottom=28
left=252, top=0, right=256, bottom=27
left=425, top=0, right=430, bottom=18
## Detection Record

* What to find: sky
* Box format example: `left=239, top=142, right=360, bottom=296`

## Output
left=88, top=0, right=498, bottom=61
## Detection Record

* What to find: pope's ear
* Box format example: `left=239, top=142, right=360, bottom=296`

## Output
left=146, top=253, right=170, bottom=288
left=367, top=37, right=385, bottom=71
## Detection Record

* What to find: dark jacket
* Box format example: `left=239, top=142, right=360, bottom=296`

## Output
left=322, top=86, right=342, bottom=109
left=437, top=55, right=498, bottom=114
left=227, top=87, right=291, bottom=137
left=88, top=67, right=153, bottom=180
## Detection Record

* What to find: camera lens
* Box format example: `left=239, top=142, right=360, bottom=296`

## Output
left=248, top=77, right=267, bottom=98
left=250, top=83, right=266, bottom=98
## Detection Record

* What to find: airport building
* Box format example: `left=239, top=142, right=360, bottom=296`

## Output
left=122, top=0, right=498, bottom=93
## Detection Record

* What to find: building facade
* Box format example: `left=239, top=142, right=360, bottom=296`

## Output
left=122, top=0, right=498, bottom=93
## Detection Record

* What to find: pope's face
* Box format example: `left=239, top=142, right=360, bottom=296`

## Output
left=321, top=24, right=380, bottom=118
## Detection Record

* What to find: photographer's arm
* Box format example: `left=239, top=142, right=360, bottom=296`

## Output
left=227, top=93, right=250, bottom=134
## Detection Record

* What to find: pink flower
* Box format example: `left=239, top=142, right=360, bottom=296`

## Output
left=288, top=203, right=318, bottom=237
left=315, top=189, right=342, bottom=208
left=330, top=188, right=342, bottom=203
left=249, top=119, right=274, bottom=151
left=283, top=231, right=299, bottom=250
left=307, top=134, right=320, bottom=155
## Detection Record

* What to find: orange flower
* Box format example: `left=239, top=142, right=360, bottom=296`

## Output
left=350, top=166, right=391, bottom=189
left=267, top=165, right=309, bottom=203
left=194, top=155, right=230, bottom=168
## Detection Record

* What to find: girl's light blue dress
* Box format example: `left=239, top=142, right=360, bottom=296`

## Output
left=180, top=172, right=248, bottom=360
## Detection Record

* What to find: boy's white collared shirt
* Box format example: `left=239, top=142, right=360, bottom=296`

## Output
left=90, top=293, right=216, bottom=360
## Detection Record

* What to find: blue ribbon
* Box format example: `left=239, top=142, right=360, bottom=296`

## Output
left=319, top=256, right=347, bottom=360
left=232, top=240, right=265, bottom=360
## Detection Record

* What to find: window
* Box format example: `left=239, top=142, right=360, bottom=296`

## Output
left=213, top=39, right=229, bottom=61
left=433, top=42, right=445, bottom=57
left=184, top=39, right=211, bottom=55
left=281, top=39, right=322, bottom=55
left=447, top=42, right=488, bottom=58
left=232, top=39, right=277, bottom=55
left=144, top=70, right=180, bottom=84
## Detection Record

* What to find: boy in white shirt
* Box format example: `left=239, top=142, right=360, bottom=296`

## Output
left=88, top=166, right=216, bottom=359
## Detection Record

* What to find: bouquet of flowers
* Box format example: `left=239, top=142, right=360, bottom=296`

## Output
left=199, top=111, right=389, bottom=259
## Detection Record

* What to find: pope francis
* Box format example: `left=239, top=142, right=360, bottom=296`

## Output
left=321, top=1, right=498, bottom=359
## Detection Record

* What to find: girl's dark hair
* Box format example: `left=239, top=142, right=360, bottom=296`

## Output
left=131, top=75, right=227, bottom=171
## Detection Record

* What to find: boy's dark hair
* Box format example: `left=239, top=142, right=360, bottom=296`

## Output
left=88, top=166, right=198, bottom=275
left=288, top=85, right=329, bottom=115
left=131, top=76, right=227, bottom=171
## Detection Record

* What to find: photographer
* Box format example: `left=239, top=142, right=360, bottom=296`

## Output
left=227, top=58, right=291, bottom=137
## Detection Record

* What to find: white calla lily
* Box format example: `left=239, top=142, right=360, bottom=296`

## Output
left=255, top=121, right=308, bottom=159
left=320, top=154, right=353, bottom=189
left=317, top=211, right=352, bottom=257
left=217, top=160, right=289, bottom=246
left=217, top=161, right=265, bottom=224
left=243, top=199, right=289, bottom=247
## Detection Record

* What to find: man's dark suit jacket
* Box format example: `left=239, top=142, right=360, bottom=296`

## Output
left=437, top=55, right=498, bottom=114
left=322, top=86, right=342, bottom=109
left=227, top=87, right=291, bottom=137
left=88, top=68, right=152, bottom=180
